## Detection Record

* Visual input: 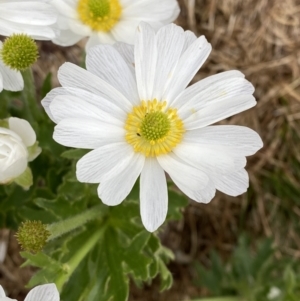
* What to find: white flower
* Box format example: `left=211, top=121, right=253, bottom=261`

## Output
left=0, top=0, right=57, bottom=40
left=0, top=117, right=41, bottom=185
left=42, top=23, right=263, bottom=232
left=0, top=283, right=59, bottom=301
left=50, top=0, right=180, bottom=49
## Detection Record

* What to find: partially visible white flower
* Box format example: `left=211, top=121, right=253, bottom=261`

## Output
left=0, top=118, right=41, bottom=187
left=42, top=23, right=263, bottom=232
left=51, top=0, right=180, bottom=49
left=0, top=283, right=59, bottom=301
left=267, top=287, right=281, bottom=300
left=0, top=0, right=58, bottom=40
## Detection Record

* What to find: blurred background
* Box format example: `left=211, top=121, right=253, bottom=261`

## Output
left=1, top=0, right=300, bottom=300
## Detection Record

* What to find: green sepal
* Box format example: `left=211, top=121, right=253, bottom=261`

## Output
left=14, top=167, right=33, bottom=190
left=27, top=141, right=42, bottom=162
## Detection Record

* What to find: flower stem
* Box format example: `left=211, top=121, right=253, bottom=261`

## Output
left=47, top=204, right=108, bottom=241
left=21, top=68, right=42, bottom=125
left=55, top=225, right=106, bottom=291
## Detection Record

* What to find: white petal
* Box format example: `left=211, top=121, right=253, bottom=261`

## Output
left=157, top=153, right=209, bottom=190
left=173, top=70, right=245, bottom=109
left=173, top=143, right=246, bottom=175
left=174, top=178, right=216, bottom=204
left=182, top=95, right=256, bottom=130
left=24, top=284, right=59, bottom=301
left=68, top=18, right=92, bottom=36
left=76, top=143, right=133, bottom=183
left=0, top=285, right=6, bottom=297
left=152, top=24, right=185, bottom=101
left=51, top=0, right=77, bottom=18
left=49, top=95, right=123, bottom=126
left=0, top=19, right=56, bottom=40
left=113, top=42, right=135, bottom=75
left=86, top=32, right=115, bottom=49
left=42, top=87, right=126, bottom=124
left=110, top=19, right=140, bottom=45
left=0, top=2, right=57, bottom=25
left=8, top=117, right=36, bottom=147
left=0, top=61, right=23, bottom=91
left=178, top=77, right=254, bottom=119
left=140, top=157, right=168, bottom=232
left=0, top=156, right=27, bottom=183
left=52, top=29, right=82, bottom=47
left=182, top=30, right=197, bottom=53
left=121, top=0, right=180, bottom=25
left=134, top=22, right=157, bottom=101
left=183, top=126, right=263, bottom=156
left=58, top=63, right=133, bottom=112
left=0, top=71, right=4, bottom=92
left=98, top=153, right=145, bottom=205
left=164, top=36, right=212, bottom=105
left=212, top=169, right=249, bottom=197
left=53, top=118, right=125, bottom=149
left=86, top=45, right=139, bottom=105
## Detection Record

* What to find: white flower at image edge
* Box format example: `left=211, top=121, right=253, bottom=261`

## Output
left=0, top=118, right=40, bottom=184
left=42, top=22, right=263, bottom=232
left=0, top=283, right=59, bottom=301
left=0, top=0, right=57, bottom=40
left=0, top=41, right=23, bottom=92
left=51, top=0, right=179, bottom=49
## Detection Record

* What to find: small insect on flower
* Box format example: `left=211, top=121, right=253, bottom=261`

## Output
left=51, top=0, right=180, bottom=49
left=42, top=23, right=263, bottom=232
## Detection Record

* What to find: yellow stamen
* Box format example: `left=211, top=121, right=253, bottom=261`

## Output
left=125, top=99, right=185, bottom=157
left=77, top=0, right=122, bottom=32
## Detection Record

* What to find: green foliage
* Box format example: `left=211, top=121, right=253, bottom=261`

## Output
left=194, top=235, right=300, bottom=301
left=20, top=162, right=185, bottom=301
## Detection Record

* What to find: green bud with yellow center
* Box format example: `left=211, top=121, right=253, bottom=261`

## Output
left=141, top=111, right=171, bottom=141
left=1, top=34, right=39, bottom=71
left=15, top=220, right=50, bottom=253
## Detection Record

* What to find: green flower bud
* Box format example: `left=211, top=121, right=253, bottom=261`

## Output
left=1, top=34, right=39, bottom=71
left=16, top=221, right=50, bottom=253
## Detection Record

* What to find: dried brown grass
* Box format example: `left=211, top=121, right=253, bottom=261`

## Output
left=1, top=0, right=300, bottom=300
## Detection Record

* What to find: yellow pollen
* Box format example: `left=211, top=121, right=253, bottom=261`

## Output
left=125, top=99, right=185, bottom=157
left=77, top=0, right=122, bottom=32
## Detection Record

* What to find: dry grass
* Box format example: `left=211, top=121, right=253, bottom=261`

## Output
left=1, top=0, right=300, bottom=300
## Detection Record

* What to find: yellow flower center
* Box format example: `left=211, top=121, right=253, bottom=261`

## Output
left=77, top=0, right=122, bottom=32
left=125, top=100, right=185, bottom=157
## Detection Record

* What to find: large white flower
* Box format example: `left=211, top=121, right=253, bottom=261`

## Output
left=50, top=0, right=180, bottom=49
left=42, top=23, right=263, bottom=232
left=0, top=0, right=57, bottom=40
left=0, top=283, right=59, bottom=301
left=0, top=117, right=41, bottom=185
